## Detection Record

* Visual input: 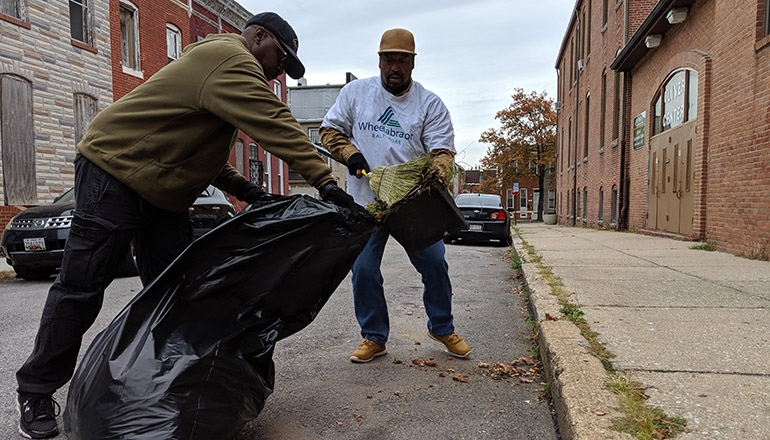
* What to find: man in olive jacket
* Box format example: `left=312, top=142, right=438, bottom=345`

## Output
left=15, top=12, right=359, bottom=439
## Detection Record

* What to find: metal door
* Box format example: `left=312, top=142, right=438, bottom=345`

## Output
left=648, top=120, right=695, bottom=234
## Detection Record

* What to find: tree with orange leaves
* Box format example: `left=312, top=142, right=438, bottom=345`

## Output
left=479, top=88, right=556, bottom=221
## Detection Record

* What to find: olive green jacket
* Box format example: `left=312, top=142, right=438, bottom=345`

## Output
left=78, top=33, right=334, bottom=212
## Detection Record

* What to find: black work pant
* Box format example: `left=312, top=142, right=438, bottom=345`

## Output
left=16, top=155, right=193, bottom=395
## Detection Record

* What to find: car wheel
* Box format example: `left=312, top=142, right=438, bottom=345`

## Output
left=14, top=266, right=55, bottom=281
left=116, top=244, right=138, bottom=277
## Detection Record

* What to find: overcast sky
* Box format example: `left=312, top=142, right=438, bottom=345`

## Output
left=240, top=0, right=576, bottom=168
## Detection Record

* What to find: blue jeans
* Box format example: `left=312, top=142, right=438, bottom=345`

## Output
left=351, top=228, right=454, bottom=345
left=17, top=155, right=192, bottom=396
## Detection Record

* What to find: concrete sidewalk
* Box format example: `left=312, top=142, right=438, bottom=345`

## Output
left=514, top=223, right=770, bottom=440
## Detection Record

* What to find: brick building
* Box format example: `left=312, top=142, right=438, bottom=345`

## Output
left=556, top=0, right=770, bottom=259
left=0, top=0, right=295, bottom=232
left=1, top=0, right=113, bottom=227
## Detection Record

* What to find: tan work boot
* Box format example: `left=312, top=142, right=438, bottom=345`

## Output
left=350, top=338, right=387, bottom=363
left=428, top=332, right=471, bottom=358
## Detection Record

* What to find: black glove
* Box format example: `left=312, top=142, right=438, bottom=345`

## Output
left=346, top=152, right=371, bottom=177
left=319, top=182, right=375, bottom=222
left=235, top=181, right=265, bottom=204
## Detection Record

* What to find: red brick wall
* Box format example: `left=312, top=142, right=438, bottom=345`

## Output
left=555, top=0, right=630, bottom=227
left=705, top=0, right=770, bottom=257
left=190, top=2, right=291, bottom=206
left=110, top=0, right=191, bottom=100
left=0, top=206, right=24, bottom=237
left=619, top=0, right=770, bottom=257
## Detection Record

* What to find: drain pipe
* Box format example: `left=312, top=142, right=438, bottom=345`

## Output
left=618, top=72, right=630, bottom=230
left=618, top=0, right=631, bottom=230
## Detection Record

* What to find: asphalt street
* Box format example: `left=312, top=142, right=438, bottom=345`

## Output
left=0, top=237, right=559, bottom=439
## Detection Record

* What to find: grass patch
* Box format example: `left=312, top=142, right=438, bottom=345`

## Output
left=607, top=374, right=688, bottom=439
left=513, top=226, right=687, bottom=439
left=690, top=242, right=715, bottom=252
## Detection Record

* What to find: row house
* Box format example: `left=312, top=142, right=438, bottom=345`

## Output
left=1, top=0, right=113, bottom=228
left=0, top=0, right=291, bottom=231
left=286, top=74, right=355, bottom=197
left=555, top=0, right=770, bottom=258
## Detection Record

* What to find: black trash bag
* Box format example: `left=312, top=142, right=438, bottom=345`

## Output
left=63, top=194, right=376, bottom=440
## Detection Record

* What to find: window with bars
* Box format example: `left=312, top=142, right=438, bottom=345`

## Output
left=308, top=128, right=320, bottom=145
left=69, top=0, right=92, bottom=45
left=120, top=2, right=140, bottom=71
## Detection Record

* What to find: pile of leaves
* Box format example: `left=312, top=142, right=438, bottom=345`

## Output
left=482, top=356, right=542, bottom=382
left=365, top=155, right=443, bottom=220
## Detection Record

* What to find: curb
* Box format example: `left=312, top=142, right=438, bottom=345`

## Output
left=516, top=243, right=633, bottom=440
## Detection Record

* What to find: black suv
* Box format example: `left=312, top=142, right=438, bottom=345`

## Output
left=1, top=186, right=235, bottom=280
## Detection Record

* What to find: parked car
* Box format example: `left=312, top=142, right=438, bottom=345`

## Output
left=0, top=185, right=235, bottom=281
left=444, top=193, right=512, bottom=246
left=189, top=185, right=236, bottom=239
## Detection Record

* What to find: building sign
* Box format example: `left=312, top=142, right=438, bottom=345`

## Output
left=662, top=70, right=686, bottom=130
left=633, top=111, right=646, bottom=150
left=513, top=182, right=519, bottom=194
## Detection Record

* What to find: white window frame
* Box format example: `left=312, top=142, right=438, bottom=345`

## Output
left=308, top=127, right=320, bottom=145
left=119, top=1, right=142, bottom=77
left=277, top=159, right=285, bottom=195
left=265, top=152, right=272, bottom=193
left=69, top=0, right=93, bottom=45
left=273, top=80, right=282, bottom=99
left=166, top=23, right=182, bottom=62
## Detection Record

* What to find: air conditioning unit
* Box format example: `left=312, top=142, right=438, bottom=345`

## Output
left=577, top=59, right=585, bottom=70
left=554, top=102, right=562, bottom=111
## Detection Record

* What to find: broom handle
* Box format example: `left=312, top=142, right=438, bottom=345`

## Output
left=316, top=146, right=371, bottom=179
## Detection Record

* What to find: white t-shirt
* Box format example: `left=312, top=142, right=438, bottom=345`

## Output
left=322, top=76, right=455, bottom=205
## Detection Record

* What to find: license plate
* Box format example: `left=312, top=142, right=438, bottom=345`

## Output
left=23, top=237, right=46, bottom=251
left=469, top=224, right=483, bottom=231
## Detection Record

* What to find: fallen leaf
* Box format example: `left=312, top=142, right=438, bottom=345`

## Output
left=335, top=420, right=344, bottom=426
left=545, top=313, right=559, bottom=321
left=412, top=358, right=437, bottom=367
left=478, top=362, right=490, bottom=368
left=406, top=311, right=413, bottom=315
left=452, top=374, right=469, bottom=382
left=594, top=410, right=606, bottom=416
left=519, top=377, right=534, bottom=383
left=413, top=340, right=421, bottom=345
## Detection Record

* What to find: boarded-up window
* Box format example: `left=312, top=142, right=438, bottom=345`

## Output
left=120, top=2, right=140, bottom=70
left=73, top=93, right=97, bottom=144
left=1, top=74, right=36, bottom=205
left=1, top=0, right=24, bottom=19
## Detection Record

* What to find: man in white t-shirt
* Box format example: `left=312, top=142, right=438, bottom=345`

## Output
left=321, top=28, right=470, bottom=363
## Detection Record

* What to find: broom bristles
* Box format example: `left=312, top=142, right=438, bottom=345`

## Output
left=368, top=155, right=431, bottom=207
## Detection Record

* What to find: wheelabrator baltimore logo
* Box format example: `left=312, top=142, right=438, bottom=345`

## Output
left=357, top=106, right=414, bottom=141
left=377, top=106, right=401, bottom=128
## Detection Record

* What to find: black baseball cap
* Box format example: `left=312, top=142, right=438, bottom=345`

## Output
left=245, top=12, right=305, bottom=79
